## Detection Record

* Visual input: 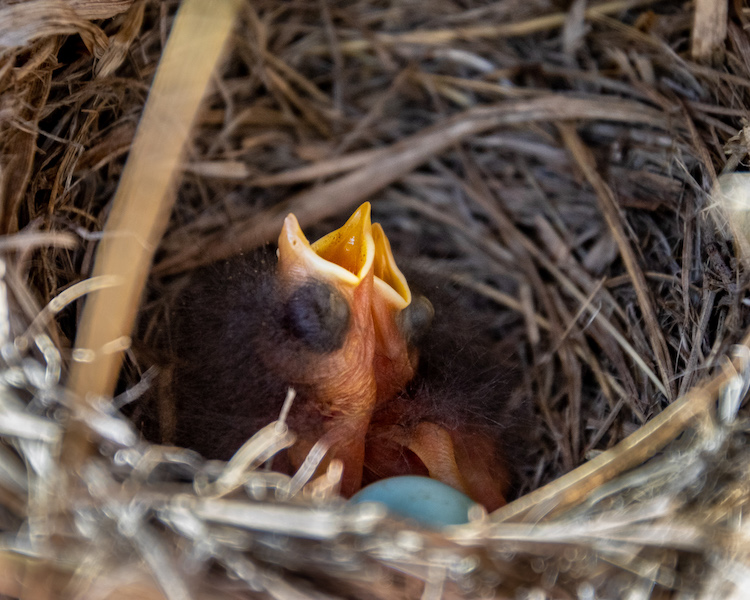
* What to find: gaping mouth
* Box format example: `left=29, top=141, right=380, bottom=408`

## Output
left=277, top=202, right=411, bottom=310
left=277, top=203, right=373, bottom=288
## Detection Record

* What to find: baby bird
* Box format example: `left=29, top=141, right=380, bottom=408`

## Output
left=164, top=203, right=521, bottom=509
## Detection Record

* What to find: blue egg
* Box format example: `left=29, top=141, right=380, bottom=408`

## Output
left=349, top=476, right=476, bottom=528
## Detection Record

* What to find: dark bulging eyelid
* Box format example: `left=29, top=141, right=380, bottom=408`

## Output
left=398, top=294, right=434, bottom=344
left=282, top=281, right=351, bottom=352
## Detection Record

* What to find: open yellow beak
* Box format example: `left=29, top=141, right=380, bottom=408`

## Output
left=277, top=202, right=413, bottom=314
left=277, top=203, right=375, bottom=290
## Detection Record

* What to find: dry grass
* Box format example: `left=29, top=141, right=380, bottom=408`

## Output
left=1, top=0, right=750, bottom=598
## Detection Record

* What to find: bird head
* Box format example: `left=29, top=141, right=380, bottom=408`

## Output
left=276, top=203, right=377, bottom=412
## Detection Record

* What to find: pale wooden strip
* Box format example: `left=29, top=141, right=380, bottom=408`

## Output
left=65, top=0, right=240, bottom=462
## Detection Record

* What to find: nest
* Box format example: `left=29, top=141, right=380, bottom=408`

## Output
left=2, top=0, right=750, bottom=597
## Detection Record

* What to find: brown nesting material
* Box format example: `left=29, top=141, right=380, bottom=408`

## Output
left=1, top=0, right=750, bottom=598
